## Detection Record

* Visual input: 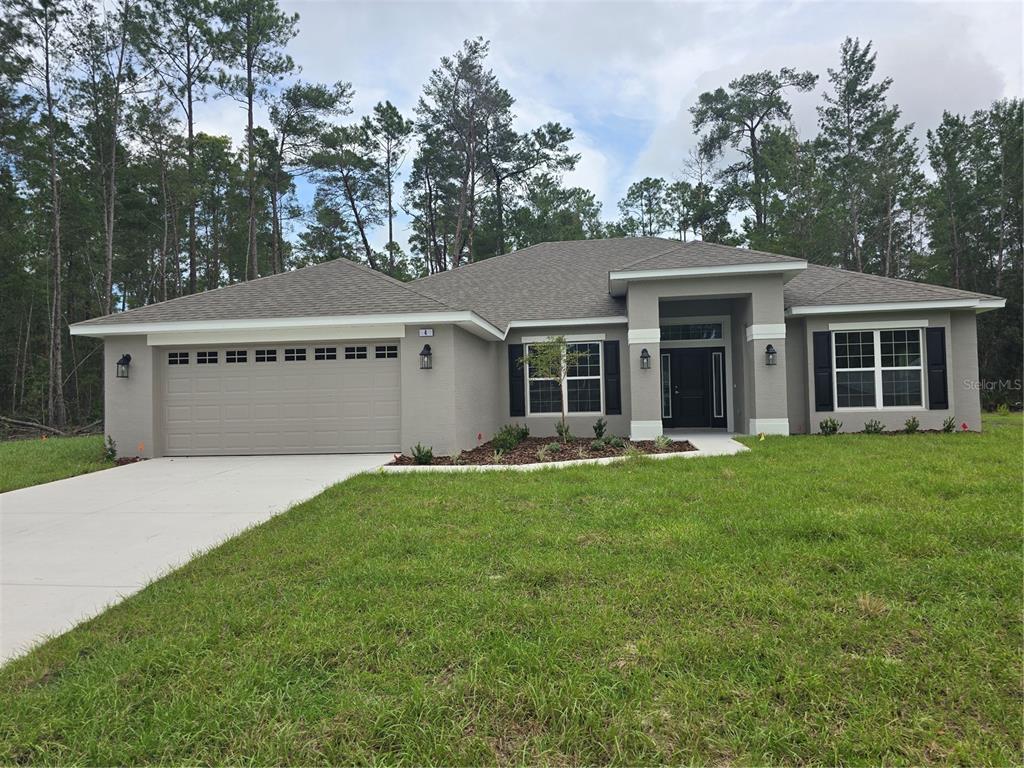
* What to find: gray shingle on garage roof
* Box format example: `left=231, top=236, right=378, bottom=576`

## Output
left=614, top=240, right=804, bottom=271
left=782, top=264, right=997, bottom=309
left=74, top=257, right=453, bottom=326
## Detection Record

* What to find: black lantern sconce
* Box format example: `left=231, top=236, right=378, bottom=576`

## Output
left=116, top=353, right=132, bottom=379
left=765, top=344, right=778, bottom=366
left=419, top=344, right=433, bottom=370
left=639, top=348, right=651, bottom=370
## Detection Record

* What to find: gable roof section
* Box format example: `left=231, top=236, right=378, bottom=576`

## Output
left=74, top=257, right=453, bottom=327
left=615, top=240, right=804, bottom=272
left=783, top=264, right=1003, bottom=313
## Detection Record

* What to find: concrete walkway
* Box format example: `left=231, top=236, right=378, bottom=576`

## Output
left=0, top=454, right=389, bottom=664
left=664, top=429, right=750, bottom=456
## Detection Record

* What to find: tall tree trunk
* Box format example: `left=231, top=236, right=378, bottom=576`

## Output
left=44, top=26, right=66, bottom=429
left=244, top=21, right=258, bottom=281
left=340, top=172, right=377, bottom=269
left=186, top=62, right=197, bottom=294
left=884, top=188, right=894, bottom=277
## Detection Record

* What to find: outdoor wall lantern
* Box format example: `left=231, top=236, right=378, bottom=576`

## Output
left=765, top=344, right=778, bottom=366
left=419, top=344, right=433, bottom=370
left=116, top=353, right=132, bottom=379
left=639, top=348, right=651, bottom=370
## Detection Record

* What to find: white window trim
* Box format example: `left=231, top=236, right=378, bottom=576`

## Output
left=832, top=328, right=926, bottom=411
left=524, top=340, right=604, bottom=417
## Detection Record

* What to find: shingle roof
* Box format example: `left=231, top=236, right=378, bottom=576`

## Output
left=74, top=257, right=453, bottom=326
left=782, top=264, right=996, bottom=309
left=615, top=240, right=803, bottom=272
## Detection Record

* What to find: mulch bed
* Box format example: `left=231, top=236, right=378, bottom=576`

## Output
left=389, top=436, right=697, bottom=466
left=115, top=456, right=146, bottom=466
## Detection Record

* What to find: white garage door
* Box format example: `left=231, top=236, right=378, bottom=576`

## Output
left=161, top=342, right=401, bottom=455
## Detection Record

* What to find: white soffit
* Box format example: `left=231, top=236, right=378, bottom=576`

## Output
left=146, top=324, right=406, bottom=346
left=787, top=298, right=1006, bottom=316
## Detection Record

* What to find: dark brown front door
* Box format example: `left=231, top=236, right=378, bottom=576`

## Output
left=661, top=347, right=727, bottom=429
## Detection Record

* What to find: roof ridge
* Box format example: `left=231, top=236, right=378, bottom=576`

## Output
left=339, top=258, right=456, bottom=310
left=614, top=241, right=693, bottom=270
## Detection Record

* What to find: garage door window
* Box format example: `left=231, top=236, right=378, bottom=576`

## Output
left=314, top=347, right=337, bottom=360
left=226, top=350, right=247, bottom=364
left=168, top=351, right=189, bottom=365
left=345, top=346, right=367, bottom=360
left=375, top=345, right=398, bottom=359
left=197, top=351, right=218, bottom=364
left=255, top=349, right=276, bottom=363
left=284, top=348, right=307, bottom=362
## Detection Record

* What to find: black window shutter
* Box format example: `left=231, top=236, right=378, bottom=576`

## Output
left=812, top=331, right=834, bottom=411
left=926, top=327, right=949, bottom=409
left=604, top=340, right=622, bottom=415
left=508, top=344, right=525, bottom=417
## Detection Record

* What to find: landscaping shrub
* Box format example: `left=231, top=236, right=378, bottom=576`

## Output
left=492, top=423, right=529, bottom=452
left=104, top=435, right=118, bottom=461
left=863, top=419, right=884, bottom=434
left=942, top=416, right=957, bottom=433
left=654, top=434, right=672, bottom=449
left=607, top=436, right=625, bottom=449
left=589, top=439, right=605, bottom=452
left=592, top=417, right=607, bottom=439
left=546, top=441, right=563, bottom=454
left=996, top=403, right=1011, bottom=416
left=904, top=416, right=920, bottom=434
left=819, top=417, right=842, bottom=435
left=410, top=443, right=434, bottom=465
left=555, top=421, right=573, bottom=442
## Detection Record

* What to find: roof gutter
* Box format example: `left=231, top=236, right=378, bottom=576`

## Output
left=69, top=311, right=506, bottom=342
left=785, top=297, right=1006, bottom=317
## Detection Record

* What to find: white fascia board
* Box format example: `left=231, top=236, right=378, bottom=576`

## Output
left=505, top=316, right=628, bottom=333
left=69, top=311, right=505, bottom=341
left=786, top=297, right=1006, bottom=317
left=828, top=319, right=928, bottom=331
left=745, top=323, right=787, bottom=341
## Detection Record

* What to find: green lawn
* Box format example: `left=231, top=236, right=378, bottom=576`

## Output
left=1, top=417, right=1020, bottom=765
left=0, top=434, right=113, bottom=493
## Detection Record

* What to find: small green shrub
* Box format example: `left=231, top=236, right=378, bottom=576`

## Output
left=491, top=449, right=504, bottom=463
left=592, top=417, right=607, bottom=439
left=607, top=436, right=625, bottom=449
left=942, top=416, right=957, bottom=433
left=996, top=403, right=1011, bottom=416
left=104, top=435, right=118, bottom=461
left=819, top=417, right=842, bottom=436
left=535, top=445, right=550, bottom=462
left=546, top=441, right=562, bottom=454
left=653, top=434, right=672, bottom=449
left=863, top=419, right=884, bottom=434
left=410, top=443, right=434, bottom=465
left=622, top=444, right=644, bottom=459
left=904, top=416, right=920, bottom=434
left=492, top=423, right=529, bottom=451
left=589, top=439, right=606, bottom=452
left=555, top=421, right=573, bottom=442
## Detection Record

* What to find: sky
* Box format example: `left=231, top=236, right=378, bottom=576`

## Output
left=195, top=0, right=1023, bottom=251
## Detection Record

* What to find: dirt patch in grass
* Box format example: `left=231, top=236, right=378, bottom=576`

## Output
left=389, top=436, right=696, bottom=466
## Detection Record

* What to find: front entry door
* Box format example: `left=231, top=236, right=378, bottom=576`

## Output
left=661, top=347, right=727, bottom=429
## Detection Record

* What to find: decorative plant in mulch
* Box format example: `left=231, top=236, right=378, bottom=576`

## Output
left=389, top=436, right=697, bottom=466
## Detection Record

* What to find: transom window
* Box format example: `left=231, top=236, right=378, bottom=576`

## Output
left=375, top=345, right=398, bottom=359
left=526, top=341, right=602, bottom=415
left=834, top=329, right=923, bottom=409
left=314, top=347, right=337, bottom=361
left=284, top=348, right=306, bottom=362
left=255, top=349, right=276, bottom=363
left=661, top=322, right=723, bottom=341
left=225, top=350, right=247, bottom=364
left=345, top=346, right=367, bottom=360
left=196, top=351, right=218, bottom=365
left=167, top=351, right=188, bottom=365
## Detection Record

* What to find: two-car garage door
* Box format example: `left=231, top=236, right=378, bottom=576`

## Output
left=161, top=342, right=401, bottom=455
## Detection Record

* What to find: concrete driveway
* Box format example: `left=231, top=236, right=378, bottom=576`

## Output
left=0, top=454, right=390, bottom=664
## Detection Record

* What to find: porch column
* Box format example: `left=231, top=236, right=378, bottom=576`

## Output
left=743, top=286, right=790, bottom=435
left=627, top=288, right=663, bottom=440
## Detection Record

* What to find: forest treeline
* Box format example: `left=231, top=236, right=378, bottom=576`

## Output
left=1, top=0, right=1020, bottom=428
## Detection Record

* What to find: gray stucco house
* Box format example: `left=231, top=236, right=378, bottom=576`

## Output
left=71, top=238, right=1005, bottom=457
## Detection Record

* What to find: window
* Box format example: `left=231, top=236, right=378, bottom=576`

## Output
left=344, top=346, right=367, bottom=360
left=226, top=350, right=247, bottom=364
left=284, top=348, right=307, bottom=362
left=197, top=351, right=218, bottom=365
left=375, top=345, right=398, bottom=359
left=314, top=347, right=337, bottom=361
left=661, top=353, right=671, bottom=419
left=526, top=341, right=602, bottom=415
left=834, top=329, right=923, bottom=409
left=661, top=322, right=722, bottom=341
left=255, top=349, right=276, bottom=363
left=167, top=351, right=188, bottom=365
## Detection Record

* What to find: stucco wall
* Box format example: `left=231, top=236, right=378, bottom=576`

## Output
left=800, top=310, right=978, bottom=433
left=452, top=326, right=502, bottom=451
left=499, top=324, right=632, bottom=440
left=399, top=325, right=457, bottom=454
left=785, top=318, right=809, bottom=434
left=104, top=335, right=159, bottom=458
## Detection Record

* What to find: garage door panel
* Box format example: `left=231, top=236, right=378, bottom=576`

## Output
left=162, top=341, right=401, bottom=455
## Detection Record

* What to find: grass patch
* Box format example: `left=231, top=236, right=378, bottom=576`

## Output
left=0, top=417, right=1020, bottom=764
left=0, top=435, right=113, bottom=493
